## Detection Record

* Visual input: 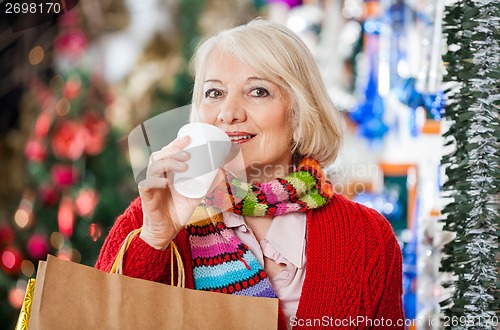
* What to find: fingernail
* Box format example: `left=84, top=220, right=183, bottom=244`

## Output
left=177, top=162, right=186, bottom=168
left=179, top=151, right=189, bottom=157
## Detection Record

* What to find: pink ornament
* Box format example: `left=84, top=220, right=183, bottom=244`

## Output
left=27, top=234, right=50, bottom=259
left=0, top=247, right=22, bottom=275
left=51, top=121, right=86, bottom=160
left=51, top=164, right=79, bottom=187
left=37, top=183, right=60, bottom=206
left=54, top=30, right=88, bottom=58
left=75, top=189, right=99, bottom=217
left=24, top=138, right=47, bottom=162
left=58, top=196, right=74, bottom=237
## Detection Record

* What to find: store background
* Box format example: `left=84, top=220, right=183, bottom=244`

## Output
left=0, top=0, right=498, bottom=329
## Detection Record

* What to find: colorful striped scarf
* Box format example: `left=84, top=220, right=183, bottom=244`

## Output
left=185, top=157, right=334, bottom=298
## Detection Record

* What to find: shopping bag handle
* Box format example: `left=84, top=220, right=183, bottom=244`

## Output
left=110, top=228, right=185, bottom=288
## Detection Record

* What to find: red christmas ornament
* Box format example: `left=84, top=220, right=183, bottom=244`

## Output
left=27, top=234, right=50, bottom=259
left=88, top=223, right=102, bottom=242
left=51, top=164, right=79, bottom=187
left=62, top=78, right=81, bottom=100
left=24, top=138, right=47, bottom=162
left=81, top=112, right=109, bottom=155
left=51, top=121, right=86, bottom=160
left=58, top=196, right=74, bottom=237
left=75, top=188, right=99, bottom=217
left=34, top=111, right=53, bottom=138
left=37, top=183, right=60, bottom=206
left=0, top=246, right=23, bottom=275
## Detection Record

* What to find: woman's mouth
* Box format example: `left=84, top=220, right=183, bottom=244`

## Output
left=226, top=132, right=257, bottom=144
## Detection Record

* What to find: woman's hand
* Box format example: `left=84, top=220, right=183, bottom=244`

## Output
left=138, top=136, right=201, bottom=249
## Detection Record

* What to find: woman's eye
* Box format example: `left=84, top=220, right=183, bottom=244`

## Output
left=249, top=88, right=270, bottom=97
left=205, top=89, right=223, bottom=98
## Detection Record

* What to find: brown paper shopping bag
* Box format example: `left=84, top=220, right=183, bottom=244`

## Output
left=22, top=238, right=278, bottom=330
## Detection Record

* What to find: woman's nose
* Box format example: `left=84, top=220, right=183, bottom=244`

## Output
left=217, top=93, right=246, bottom=124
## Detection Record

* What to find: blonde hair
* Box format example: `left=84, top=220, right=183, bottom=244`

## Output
left=190, top=19, right=343, bottom=166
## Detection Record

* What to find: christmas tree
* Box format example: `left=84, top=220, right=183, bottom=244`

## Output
left=0, top=11, right=135, bottom=328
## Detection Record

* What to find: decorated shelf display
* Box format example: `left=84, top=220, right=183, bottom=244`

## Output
left=349, top=1, right=388, bottom=145
left=395, top=0, right=446, bottom=138
left=334, top=0, right=449, bottom=325
left=269, top=0, right=454, bottom=325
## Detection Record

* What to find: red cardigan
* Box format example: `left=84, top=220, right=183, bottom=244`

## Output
left=95, top=194, right=404, bottom=329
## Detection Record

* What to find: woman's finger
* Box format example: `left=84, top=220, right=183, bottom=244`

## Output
left=154, top=149, right=191, bottom=163
left=152, top=136, right=191, bottom=162
left=146, top=158, right=188, bottom=177
left=138, top=177, right=169, bottom=190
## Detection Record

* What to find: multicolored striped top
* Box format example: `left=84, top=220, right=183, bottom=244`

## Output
left=185, top=157, right=334, bottom=297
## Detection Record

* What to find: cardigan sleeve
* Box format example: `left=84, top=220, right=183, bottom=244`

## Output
left=366, top=208, right=405, bottom=329
left=94, top=197, right=172, bottom=283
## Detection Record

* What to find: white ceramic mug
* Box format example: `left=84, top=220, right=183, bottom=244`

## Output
left=173, top=123, right=232, bottom=198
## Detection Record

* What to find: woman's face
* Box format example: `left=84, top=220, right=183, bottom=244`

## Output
left=198, top=49, right=294, bottom=182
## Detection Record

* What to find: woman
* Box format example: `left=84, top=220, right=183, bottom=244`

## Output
left=96, top=20, right=404, bottom=329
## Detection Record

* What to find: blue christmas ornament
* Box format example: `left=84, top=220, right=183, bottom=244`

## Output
left=422, top=91, right=445, bottom=120
left=362, top=16, right=382, bottom=35
left=396, top=78, right=445, bottom=133
left=397, top=78, right=423, bottom=109
left=350, top=4, right=393, bottom=144
left=350, top=58, right=388, bottom=142
left=396, top=78, right=423, bottom=136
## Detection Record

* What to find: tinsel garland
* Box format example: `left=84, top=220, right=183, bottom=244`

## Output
left=440, top=0, right=500, bottom=329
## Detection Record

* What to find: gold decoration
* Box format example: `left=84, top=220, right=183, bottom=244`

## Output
left=15, top=278, right=36, bottom=330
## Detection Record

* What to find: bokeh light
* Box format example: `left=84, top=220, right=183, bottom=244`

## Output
left=72, top=249, right=82, bottom=263
left=29, top=46, right=45, bottom=65
left=21, top=260, right=35, bottom=277
left=49, top=75, right=64, bottom=91
left=14, top=209, right=30, bottom=229
left=50, top=232, right=65, bottom=249
left=8, top=286, right=26, bottom=309
left=56, top=98, right=71, bottom=116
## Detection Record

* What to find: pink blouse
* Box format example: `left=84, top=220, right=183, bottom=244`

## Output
left=223, top=211, right=307, bottom=328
